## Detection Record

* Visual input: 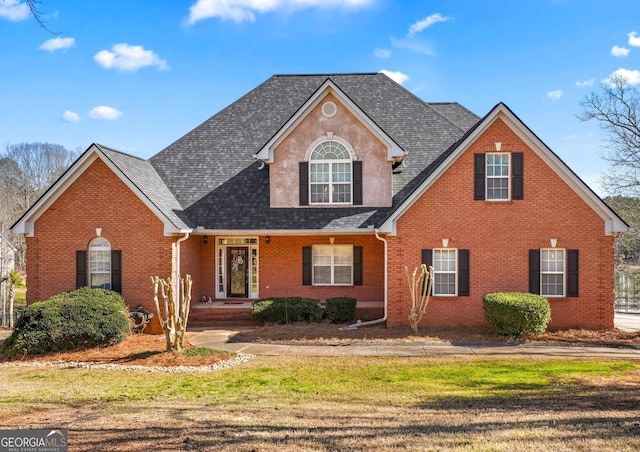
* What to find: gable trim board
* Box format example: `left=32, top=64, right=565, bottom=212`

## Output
left=11, top=144, right=190, bottom=237
left=377, top=103, right=628, bottom=237
left=254, top=78, right=405, bottom=164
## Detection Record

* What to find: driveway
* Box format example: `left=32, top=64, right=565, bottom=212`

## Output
left=615, top=312, right=640, bottom=332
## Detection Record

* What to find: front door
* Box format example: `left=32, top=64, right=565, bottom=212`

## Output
left=227, top=247, right=248, bottom=298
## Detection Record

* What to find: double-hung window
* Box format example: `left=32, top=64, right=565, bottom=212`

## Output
left=312, top=244, right=353, bottom=285
left=422, top=248, right=470, bottom=297
left=433, top=248, right=457, bottom=296
left=529, top=248, right=579, bottom=298
left=486, top=153, right=510, bottom=201
left=474, top=152, right=523, bottom=201
left=541, top=248, right=565, bottom=297
left=309, top=140, right=352, bottom=204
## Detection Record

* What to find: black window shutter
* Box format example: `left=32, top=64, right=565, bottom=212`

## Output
left=474, top=153, right=486, bottom=200
left=458, top=249, right=470, bottom=296
left=421, top=249, right=433, bottom=266
left=353, top=161, right=363, bottom=205
left=529, top=249, right=541, bottom=294
left=76, top=250, right=87, bottom=289
left=111, top=250, right=122, bottom=293
left=512, top=152, right=524, bottom=200
left=421, top=249, right=433, bottom=294
left=353, top=246, right=363, bottom=285
left=302, top=246, right=312, bottom=285
left=567, top=249, right=579, bottom=297
left=299, top=162, right=309, bottom=206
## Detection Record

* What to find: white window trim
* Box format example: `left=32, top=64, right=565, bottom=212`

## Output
left=432, top=248, right=457, bottom=297
left=541, top=248, right=566, bottom=298
left=307, top=138, right=355, bottom=206
left=89, top=237, right=111, bottom=290
left=486, top=152, right=511, bottom=201
left=312, top=244, right=354, bottom=286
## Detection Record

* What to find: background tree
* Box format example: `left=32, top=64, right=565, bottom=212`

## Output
left=579, top=74, right=640, bottom=267
left=0, top=142, right=77, bottom=268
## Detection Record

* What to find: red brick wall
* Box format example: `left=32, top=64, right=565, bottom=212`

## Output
left=258, top=234, right=384, bottom=302
left=26, top=158, right=174, bottom=319
left=386, top=117, right=615, bottom=330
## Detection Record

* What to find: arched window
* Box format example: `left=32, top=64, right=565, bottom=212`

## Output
left=89, top=237, right=111, bottom=289
left=309, top=140, right=352, bottom=204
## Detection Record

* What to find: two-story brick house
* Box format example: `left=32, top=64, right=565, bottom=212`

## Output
left=11, top=73, right=628, bottom=330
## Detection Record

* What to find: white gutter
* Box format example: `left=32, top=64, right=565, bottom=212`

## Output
left=341, top=228, right=388, bottom=330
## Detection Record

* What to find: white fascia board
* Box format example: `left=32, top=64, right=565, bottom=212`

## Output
left=380, top=104, right=628, bottom=237
left=11, top=144, right=188, bottom=237
left=253, top=80, right=405, bottom=163
left=192, top=228, right=376, bottom=237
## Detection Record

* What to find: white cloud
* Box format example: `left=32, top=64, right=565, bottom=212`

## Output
left=407, top=13, right=450, bottom=37
left=608, top=68, right=640, bottom=85
left=379, top=69, right=409, bottom=85
left=0, top=0, right=29, bottom=21
left=390, top=37, right=435, bottom=56
left=628, top=31, right=640, bottom=47
left=62, top=110, right=81, bottom=122
left=575, top=79, right=595, bottom=87
left=611, top=45, right=630, bottom=57
left=94, top=43, right=169, bottom=72
left=39, top=37, right=75, bottom=52
left=89, top=106, right=122, bottom=120
left=373, top=48, right=391, bottom=59
left=547, top=90, right=562, bottom=100
left=187, top=0, right=373, bottom=24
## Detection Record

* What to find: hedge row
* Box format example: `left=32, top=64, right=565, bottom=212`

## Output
left=251, top=297, right=357, bottom=325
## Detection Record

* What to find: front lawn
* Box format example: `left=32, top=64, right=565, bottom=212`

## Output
left=0, top=356, right=638, bottom=451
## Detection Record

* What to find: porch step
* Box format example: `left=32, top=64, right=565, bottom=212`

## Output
left=188, top=303, right=256, bottom=327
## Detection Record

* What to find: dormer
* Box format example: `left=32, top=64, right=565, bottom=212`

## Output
left=254, top=79, right=405, bottom=208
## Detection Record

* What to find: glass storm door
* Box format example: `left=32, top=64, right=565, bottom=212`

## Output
left=227, top=247, right=248, bottom=297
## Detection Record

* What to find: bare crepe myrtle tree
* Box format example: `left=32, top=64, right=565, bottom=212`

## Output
left=151, top=275, right=192, bottom=352
left=406, top=264, right=433, bottom=335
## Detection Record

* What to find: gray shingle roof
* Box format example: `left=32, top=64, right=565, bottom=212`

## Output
left=95, top=144, right=191, bottom=230
left=146, top=73, right=479, bottom=231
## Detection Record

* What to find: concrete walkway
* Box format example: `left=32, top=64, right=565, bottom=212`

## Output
left=188, top=328, right=640, bottom=360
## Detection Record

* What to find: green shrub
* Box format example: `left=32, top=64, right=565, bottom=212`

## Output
left=1, top=287, right=130, bottom=358
left=324, top=297, right=357, bottom=324
left=483, top=292, right=551, bottom=338
left=252, top=297, right=324, bottom=325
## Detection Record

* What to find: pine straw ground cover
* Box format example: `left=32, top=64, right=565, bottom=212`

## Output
left=0, top=326, right=640, bottom=451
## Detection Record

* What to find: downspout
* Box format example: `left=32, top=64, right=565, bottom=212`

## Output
left=340, top=228, right=388, bottom=330
left=175, top=232, right=190, bottom=283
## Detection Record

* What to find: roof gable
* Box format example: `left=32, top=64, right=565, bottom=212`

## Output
left=254, top=78, right=405, bottom=163
left=378, top=103, right=628, bottom=236
left=11, top=144, right=190, bottom=237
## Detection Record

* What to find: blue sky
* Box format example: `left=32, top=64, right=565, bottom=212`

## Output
left=2, top=0, right=640, bottom=195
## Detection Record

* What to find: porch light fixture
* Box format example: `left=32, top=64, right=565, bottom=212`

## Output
left=442, top=238, right=449, bottom=248
left=265, top=236, right=270, bottom=244
left=203, top=236, right=208, bottom=244
left=550, top=238, right=557, bottom=248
